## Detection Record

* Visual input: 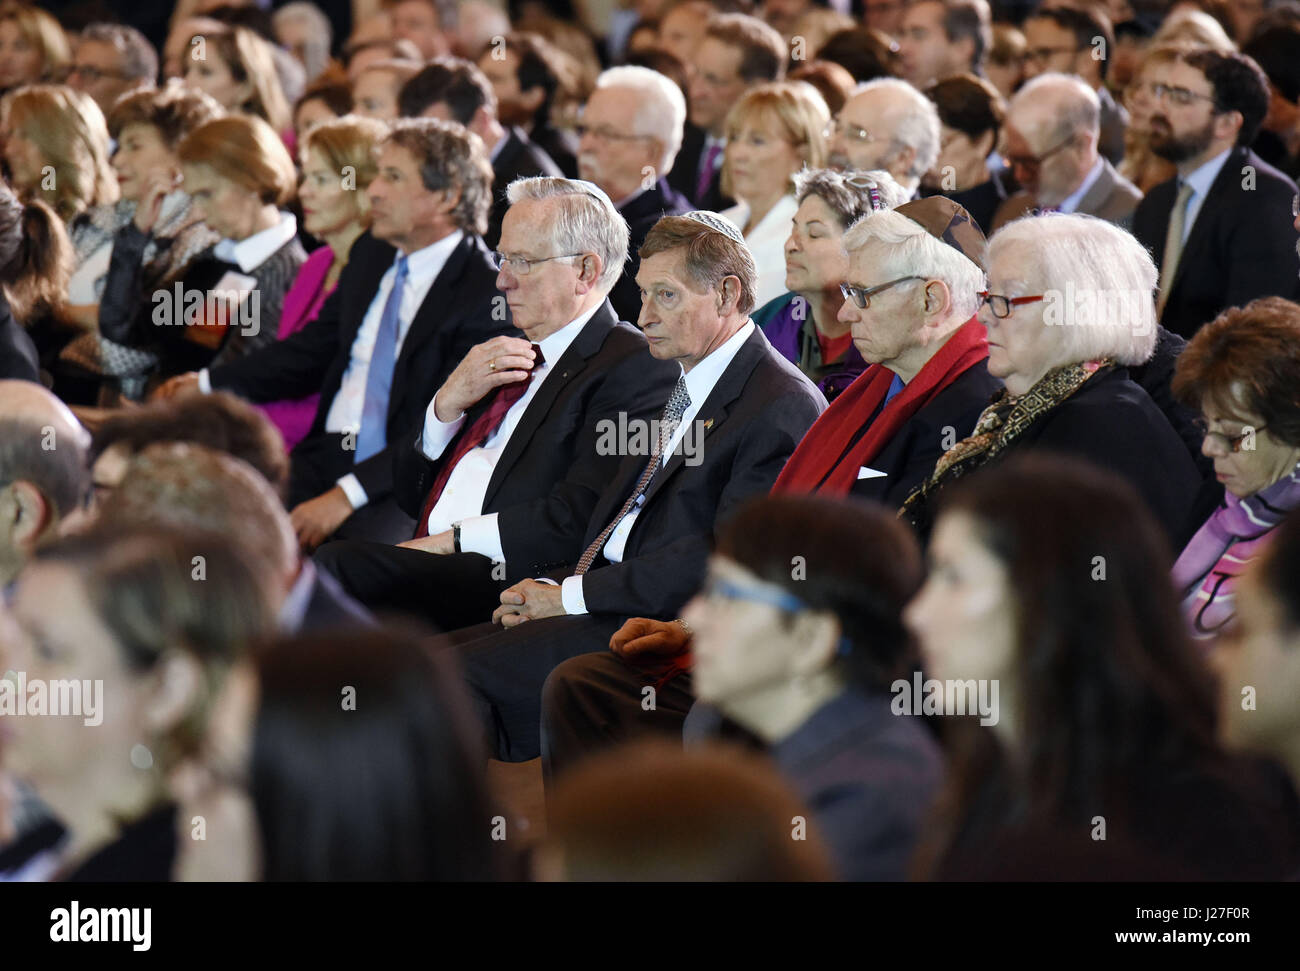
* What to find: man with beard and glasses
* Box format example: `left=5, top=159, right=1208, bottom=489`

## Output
left=1133, top=49, right=1300, bottom=339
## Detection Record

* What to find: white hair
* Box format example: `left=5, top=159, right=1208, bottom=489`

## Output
left=842, top=208, right=985, bottom=320
left=1010, top=73, right=1100, bottom=146
left=506, top=177, right=630, bottom=293
left=854, top=78, right=941, bottom=179
left=989, top=213, right=1158, bottom=367
left=272, top=2, right=332, bottom=83
left=594, top=65, right=687, bottom=176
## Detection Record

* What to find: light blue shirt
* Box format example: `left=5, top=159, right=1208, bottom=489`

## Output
left=1178, top=148, right=1233, bottom=246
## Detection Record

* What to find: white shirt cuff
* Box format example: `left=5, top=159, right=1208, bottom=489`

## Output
left=420, top=390, right=466, bottom=460
left=336, top=474, right=368, bottom=510
left=560, top=574, right=588, bottom=616
left=198, top=369, right=212, bottom=394
left=457, top=513, right=504, bottom=562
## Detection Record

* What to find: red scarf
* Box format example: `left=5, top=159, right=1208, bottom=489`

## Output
left=773, top=316, right=989, bottom=496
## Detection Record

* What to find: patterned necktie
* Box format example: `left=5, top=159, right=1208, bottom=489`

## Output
left=1156, top=180, right=1195, bottom=319
left=413, top=345, right=544, bottom=538
left=574, top=375, right=691, bottom=575
left=356, top=254, right=409, bottom=462
left=696, top=143, right=722, bottom=203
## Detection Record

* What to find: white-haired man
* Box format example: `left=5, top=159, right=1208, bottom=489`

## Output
left=578, top=65, right=694, bottom=322
left=316, top=177, right=681, bottom=632
left=993, top=73, right=1142, bottom=230
left=826, top=79, right=941, bottom=198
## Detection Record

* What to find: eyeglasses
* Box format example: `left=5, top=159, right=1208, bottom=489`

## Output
left=1023, top=45, right=1079, bottom=65
left=840, top=275, right=924, bottom=309
left=1194, top=418, right=1267, bottom=453
left=978, top=291, right=1046, bottom=318
left=698, top=574, right=853, bottom=656
left=823, top=119, right=893, bottom=146
left=1148, top=82, right=1218, bottom=108
left=491, top=252, right=583, bottom=274
left=1004, top=132, right=1077, bottom=173
left=574, top=124, right=654, bottom=143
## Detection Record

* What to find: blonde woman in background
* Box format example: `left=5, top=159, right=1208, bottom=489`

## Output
left=183, top=24, right=293, bottom=141
left=0, top=2, right=70, bottom=92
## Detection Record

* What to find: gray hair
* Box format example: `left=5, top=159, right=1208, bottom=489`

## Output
left=272, top=2, right=333, bottom=83
left=505, top=177, right=630, bottom=294
left=854, top=78, right=941, bottom=180
left=80, top=23, right=158, bottom=83
left=842, top=208, right=985, bottom=320
left=1010, top=73, right=1099, bottom=147
left=593, top=65, right=687, bottom=176
left=794, top=167, right=910, bottom=227
left=989, top=213, right=1157, bottom=367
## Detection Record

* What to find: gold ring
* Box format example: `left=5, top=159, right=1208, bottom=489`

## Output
left=489, top=360, right=497, bottom=372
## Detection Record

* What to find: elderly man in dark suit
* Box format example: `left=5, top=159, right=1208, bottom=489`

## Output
left=434, top=211, right=826, bottom=763
left=577, top=66, right=693, bottom=324
left=161, top=119, right=515, bottom=549
left=1133, top=48, right=1300, bottom=339
left=314, top=177, right=680, bottom=631
left=398, top=56, right=563, bottom=248
left=993, top=73, right=1142, bottom=230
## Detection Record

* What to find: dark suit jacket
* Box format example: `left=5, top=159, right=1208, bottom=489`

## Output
left=531, top=122, right=579, bottom=179
left=394, top=300, right=681, bottom=582
left=849, top=360, right=1003, bottom=509
left=773, top=689, right=945, bottom=881
left=574, top=326, right=826, bottom=618
left=0, top=292, right=39, bottom=382
left=487, top=126, right=564, bottom=248
left=1127, top=324, right=1212, bottom=483
left=667, top=122, right=734, bottom=211
left=299, top=563, right=375, bottom=631
left=210, top=231, right=515, bottom=504
left=608, top=178, right=694, bottom=324
left=1133, top=147, right=1300, bottom=339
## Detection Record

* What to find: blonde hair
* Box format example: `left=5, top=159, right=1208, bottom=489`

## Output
left=187, top=24, right=292, bottom=132
left=0, top=84, right=118, bottom=222
left=301, top=114, right=388, bottom=223
left=721, top=81, right=830, bottom=201
left=0, top=3, right=71, bottom=82
left=178, top=115, right=298, bottom=206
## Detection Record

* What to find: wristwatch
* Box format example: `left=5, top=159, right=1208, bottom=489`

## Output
left=452, top=521, right=463, bottom=553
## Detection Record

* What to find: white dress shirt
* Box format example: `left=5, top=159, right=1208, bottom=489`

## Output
left=1057, top=157, right=1105, bottom=214
left=1177, top=148, right=1233, bottom=247
left=720, top=195, right=799, bottom=309
left=559, top=319, right=756, bottom=615
left=328, top=230, right=465, bottom=509
left=417, top=304, right=599, bottom=561
left=213, top=211, right=298, bottom=272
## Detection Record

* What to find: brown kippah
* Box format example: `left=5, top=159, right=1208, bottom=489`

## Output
left=893, top=196, right=988, bottom=273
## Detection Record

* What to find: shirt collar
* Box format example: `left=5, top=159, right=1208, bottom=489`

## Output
left=277, top=559, right=315, bottom=632
left=489, top=127, right=511, bottom=162
left=401, top=229, right=465, bottom=279
left=214, top=211, right=297, bottom=273
left=1057, top=156, right=1105, bottom=214
left=614, top=185, right=650, bottom=210
left=681, top=319, right=755, bottom=409
left=536, top=302, right=602, bottom=364
left=1182, top=147, right=1233, bottom=200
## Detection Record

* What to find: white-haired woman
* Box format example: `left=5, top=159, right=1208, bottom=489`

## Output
left=902, top=212, right=1203, bottom=545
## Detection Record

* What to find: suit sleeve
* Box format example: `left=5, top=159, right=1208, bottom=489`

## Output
left=578, top=390, right=824, bottom=618
left=97, top=223, right=158, bottom=346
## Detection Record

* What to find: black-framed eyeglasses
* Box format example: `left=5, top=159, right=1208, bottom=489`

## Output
left=840, top=275, right=924, bottom=309
left=491, top=251, right=583, bottom=274
left=1194, top=418, right=1267, bottom=453
left=978, top=291, right=1046, bottom=319
left=1148, top=82, right=1218, bottom=108
left=574, top=124, right=654, bottom=142
left=1004, top=132, right=1078, bottom=173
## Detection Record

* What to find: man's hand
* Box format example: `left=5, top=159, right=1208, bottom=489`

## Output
left=289, top=485, right=353, bottom=553
left=492, top=579, right=565, bottom=628
left=397, top=528, right=455, bottom=554
left=153, top=372, right=201, bottom=400
left=433, top=335, right=538, bottom=422
left=610, top=617, right=691, bottom=659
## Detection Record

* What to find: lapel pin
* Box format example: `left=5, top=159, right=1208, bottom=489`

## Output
left=703, top=418, right=714, bottom=431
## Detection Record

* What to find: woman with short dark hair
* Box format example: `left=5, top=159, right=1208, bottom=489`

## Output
left=1171, top=296, right=1300, bottom=644
left=922, top=74, right=1008, bottom=235
left=905, top=454, right=1300, bottom=880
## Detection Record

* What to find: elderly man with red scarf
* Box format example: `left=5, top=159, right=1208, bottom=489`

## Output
left=541, top=196, right=1003, bottom=779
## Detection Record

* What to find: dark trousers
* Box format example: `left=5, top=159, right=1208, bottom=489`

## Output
left=290, top=431, right=414, bottom=544
left=314, top=541, right=505, bottom=632
left=540, top=651, right=696, bottom=782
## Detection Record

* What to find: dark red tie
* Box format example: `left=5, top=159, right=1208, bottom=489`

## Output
left=413, top=345, right=543, bottom=538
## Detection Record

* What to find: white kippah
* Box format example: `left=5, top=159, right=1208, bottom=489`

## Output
left=681, top=210, right=746, bottom=245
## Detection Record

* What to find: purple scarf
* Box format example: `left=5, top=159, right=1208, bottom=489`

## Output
left=1172, top=462, right=1300, bottom=642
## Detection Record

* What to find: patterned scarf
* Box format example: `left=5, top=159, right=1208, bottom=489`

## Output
left=1172, top=461, right=1300, bottom=644
left=901, top=358, right=1113, bottom=522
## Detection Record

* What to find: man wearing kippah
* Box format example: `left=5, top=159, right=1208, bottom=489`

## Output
left=431, top=211, right=826, bottom=764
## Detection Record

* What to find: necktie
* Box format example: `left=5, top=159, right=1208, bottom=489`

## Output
left=356, top=255, right=409, bottom=462
left=697, top=143, right=722, bottom=203
left=574, top=375, right=691, bottom=575
left=1156, top=180, right=1195, bottom=319
left=413, top=345, right=544, bottom=538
